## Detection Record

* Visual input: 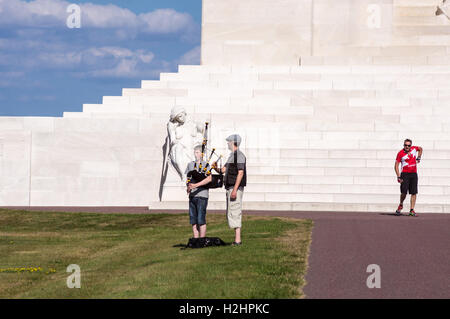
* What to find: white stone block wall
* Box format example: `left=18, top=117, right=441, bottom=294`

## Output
left=0, top=129, right=31, bottom=206
left=202, top=0, right=450, bottom=65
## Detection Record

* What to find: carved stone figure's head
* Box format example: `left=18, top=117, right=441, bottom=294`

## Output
left=170, top=106, right=187, bottom=124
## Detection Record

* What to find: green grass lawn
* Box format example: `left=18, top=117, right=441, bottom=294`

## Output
left=0, top=208, right=313, bottom=299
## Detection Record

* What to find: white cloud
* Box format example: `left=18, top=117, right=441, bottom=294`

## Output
left=178, top=46, right=201, bottom=65
left=81, top=2, right=138, bottom=29
left=33, top=46, right=155, bottom=70
left=0, top=0, right=67, bottom=27
left=0, top=38, right=157, bottom=77
left=0, top=71, right=24, bottom=77
left=0, top=0, right=197, bottom=35
left=0, top=71, right=25, bottom=87
left=0, top=0, right=200, bottom=82
left=87, top=59, right=138, bottom=78
left=139, top=9, right=195, bottom=34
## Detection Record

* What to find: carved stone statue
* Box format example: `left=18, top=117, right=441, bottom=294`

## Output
left=437, top=0, right=450, bottom=19
left=166, top=106, right=203, bottom=180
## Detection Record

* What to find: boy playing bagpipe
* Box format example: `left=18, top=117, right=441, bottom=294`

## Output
left=185, top=145, right=211, bottom=238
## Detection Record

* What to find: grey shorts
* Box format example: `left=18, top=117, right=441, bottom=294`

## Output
left=226, top=188, right=244, bottom=228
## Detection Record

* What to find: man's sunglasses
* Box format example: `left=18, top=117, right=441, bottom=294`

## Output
left=404, top=144, right=411, bottom=147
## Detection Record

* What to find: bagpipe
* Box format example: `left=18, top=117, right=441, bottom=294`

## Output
left=186, top=122, right=224, bottom=189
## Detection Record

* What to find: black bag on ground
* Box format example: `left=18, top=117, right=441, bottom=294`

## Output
left=186, top=237, right=227, bottom=249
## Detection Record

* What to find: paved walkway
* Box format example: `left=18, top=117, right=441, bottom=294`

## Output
left=2, top=206, right=449, bottom=298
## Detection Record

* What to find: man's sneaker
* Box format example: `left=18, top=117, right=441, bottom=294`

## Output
left=395, top=204, right=403, bottom=215
left=232, top=241, right=242, bottom=246
left=409, top=209, right=417, bottom=217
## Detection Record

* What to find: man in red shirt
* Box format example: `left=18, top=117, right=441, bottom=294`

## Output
left=394, top=139, right=423, bottom=216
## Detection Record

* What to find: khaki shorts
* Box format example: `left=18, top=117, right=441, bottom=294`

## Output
left=226, top=188, right=244, bottom=229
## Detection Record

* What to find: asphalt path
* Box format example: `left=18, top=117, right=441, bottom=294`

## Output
left=299, top=212, right=450, bottom=299
left=2, top=206, right=449, bottom=298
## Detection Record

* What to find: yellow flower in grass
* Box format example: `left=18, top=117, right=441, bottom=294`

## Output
left=0, top=266, right=55, bottom=273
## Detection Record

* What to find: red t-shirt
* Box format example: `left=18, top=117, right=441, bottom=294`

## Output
left=396, top=146, right=420, bottom=173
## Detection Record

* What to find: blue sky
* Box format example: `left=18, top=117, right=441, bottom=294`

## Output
left=0, top=0, right=202, bottom=116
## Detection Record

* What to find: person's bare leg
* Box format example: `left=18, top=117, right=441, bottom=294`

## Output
left=235, top=227, right=241, bottom=243
left=199, top=224, right=206, bottom=238
left=410, top=194, right=417, bottom=210
left=192, top=224, right=200, bottom=238
left=399, top=193, right=407, bottom=206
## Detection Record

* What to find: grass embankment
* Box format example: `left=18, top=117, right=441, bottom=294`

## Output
left=0, top=209, right=313, bottom=298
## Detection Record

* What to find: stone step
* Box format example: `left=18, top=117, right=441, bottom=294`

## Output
left=177, top=63, right=450, bottom=75
left=246, top=148, right=450, bottom=159
left=246, top=165, right=448, bottom=176
left=163, top=71, right=450, bottom=83
left=254, top=89, right=441, bottom=98
left=64, top=112, right=151, bottom=119
left=83, top=104, right=317, bottom=116
left=394, top=6, right=439, bottom=17
left=161, top=188, right=450, bottom=203
left=164, top=183, right=449, bottom=195
left=394, top=15, right=450, bottom=26
left=99, top=90, right=450, bottom=109
left=176, top=64, right=450, bottom=75
left=166, top=174, right=450, bottom=187
left=63, top=112, right=88, bottom=118
left=227, top=167, right=450, bottom=180
left=71, top=110, right=450, bottom=135
left=394, top=25, right=450, bottom=36
left=157, top=73, right=450, bottom=88
left=89, top=97, right=450, bottom=111
left=68, top=114, right=450, bottom=138
left=148, top=200, right=450, bottom=213
left=320, top=56, right=450, bottom=65
left=69, top=113, right=409, bottom=132
left=394, top=0, right=440, bottom=7
left=243, top=158, right=448, bottom=169
left=102, top=96, right=176, bottom=105
left=316, top=45, right=449, bottom=57
left=243, top=159, right=440, bottom=171
left=78, top=106, right=450, bottom=124
left=140, top=80, right=168, bottom=89
left=148, top=78, right=450, bottom=91
left=130, top=88, right=450, bottom=101
left=142, top=78, right=450, bottom=92
left=122, top=88, right=188, bottom=97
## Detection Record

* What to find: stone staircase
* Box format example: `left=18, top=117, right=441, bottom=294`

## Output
left=60, top=62, right=450, bottom=213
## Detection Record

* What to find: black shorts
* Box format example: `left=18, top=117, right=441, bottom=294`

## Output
left=400, top=172, right=418, bottom=195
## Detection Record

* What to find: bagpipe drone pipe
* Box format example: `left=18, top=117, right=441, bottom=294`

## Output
left=186, top=122, right=224, bottom=189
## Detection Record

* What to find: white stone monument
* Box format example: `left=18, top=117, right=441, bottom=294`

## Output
left=1, top=0, right=450, bottom=213
left=201, top=0, right=395, bottom=65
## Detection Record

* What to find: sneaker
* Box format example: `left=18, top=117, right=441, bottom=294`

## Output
left=409, top=209, right=417, bottom=217
left=232, top=241, right=242, bottom=246
left=395, top=204, right=403, bottom=215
